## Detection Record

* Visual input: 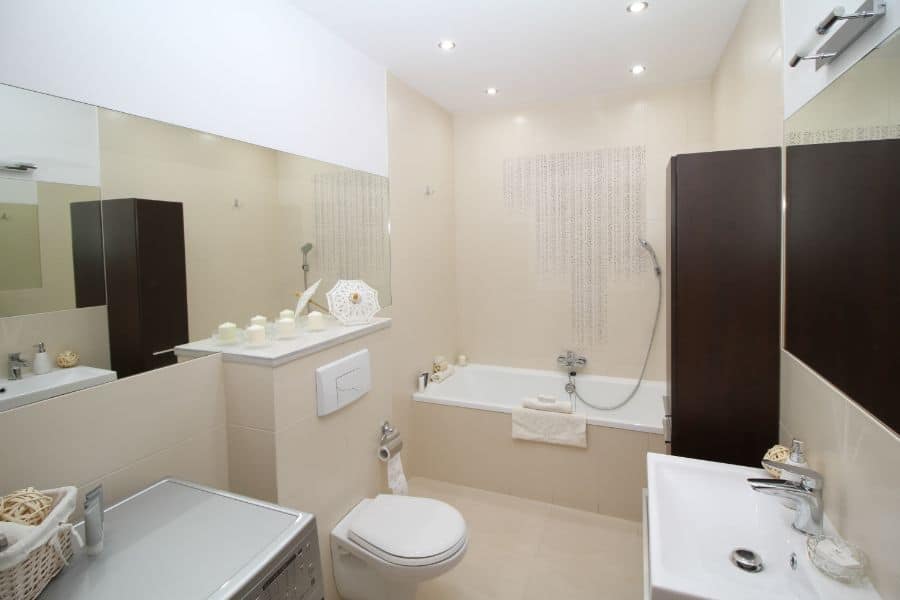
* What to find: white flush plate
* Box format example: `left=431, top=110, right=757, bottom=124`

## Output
left=315, top=349, right=371, bottom=417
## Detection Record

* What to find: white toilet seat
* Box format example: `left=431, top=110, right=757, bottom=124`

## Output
left=347, top=495, right=467, bottom=567
left=331, top=496, right=468, bottom=600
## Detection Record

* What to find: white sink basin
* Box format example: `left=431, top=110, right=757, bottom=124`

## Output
left=646, top=453, right=880, bottom=600
left=0, top=366, right=117, bottom=412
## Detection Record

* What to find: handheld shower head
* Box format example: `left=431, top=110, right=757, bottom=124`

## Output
left=639, top=239, right=662, bottom=276
left=301, top=243, right=313, bottom=272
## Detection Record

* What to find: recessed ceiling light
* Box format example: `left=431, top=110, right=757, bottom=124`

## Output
left=438, top=40, right=456, bottom=51
left=485, top=87, right=499, bottom=96
left=626, top=1, right=649, bottom=13
left=630, top=64, right=646, bottom=75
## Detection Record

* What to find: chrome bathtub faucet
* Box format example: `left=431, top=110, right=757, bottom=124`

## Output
left=556, top=351, right=587, bottom=372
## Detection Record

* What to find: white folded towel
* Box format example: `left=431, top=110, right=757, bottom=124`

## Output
left=522, top=396, right=573, bottom=413
left=512, top=407, right=587, bottom=448
left=536, top=394, right=557, bottom=403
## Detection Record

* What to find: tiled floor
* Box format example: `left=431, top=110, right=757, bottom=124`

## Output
left=410, top=477, right=644, bottom=600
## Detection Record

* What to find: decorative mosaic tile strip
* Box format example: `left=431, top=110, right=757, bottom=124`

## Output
left=785, top=124, right=900, bottom=146
left=504, top=146, right=647, bottom=345
left=314, top=171, right=390, bottom=291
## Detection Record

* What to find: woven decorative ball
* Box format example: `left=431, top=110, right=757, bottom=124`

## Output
left=56, top=350, right=79, bottom=368
left=762, top=444, right=790, bottom=477
left=0, top=487, right=54, bottom=526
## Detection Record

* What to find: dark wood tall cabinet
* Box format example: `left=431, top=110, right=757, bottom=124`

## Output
left=70, top=201, right=106, bottom=308
left=101, top=198, right=188, bottom=377
left=667, top=148, right=781, bottom=467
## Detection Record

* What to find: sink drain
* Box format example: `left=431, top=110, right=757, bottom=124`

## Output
left=730, top=548, right=764, bottom=573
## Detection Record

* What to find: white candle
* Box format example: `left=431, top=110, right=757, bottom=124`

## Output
left=307, top=311, right=326, bottom=331
left=279, top=309, right=295, bottom=321
left=218, top=322, right=237, bottom=342
left=275, top=317, right=295, bottom=338
left=246, top=324, right=266, bottom=345
left=250, top=315, right=267, bottom=328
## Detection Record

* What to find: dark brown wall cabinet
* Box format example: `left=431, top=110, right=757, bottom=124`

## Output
left=786, top=139, right=900, bottom=434
left=668, top=148, right=782, bottom=466
left=101, top=198, right=188, bottom=377
left=70, top=201, right=106, bottom=308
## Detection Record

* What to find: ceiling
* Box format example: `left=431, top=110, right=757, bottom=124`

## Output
left=292, top=0, right=749, bottom=113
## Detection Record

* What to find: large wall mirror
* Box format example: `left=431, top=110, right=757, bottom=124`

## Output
left=784, top=29, right=900, bottom=434
left=1, top=83, right=391, bottom=388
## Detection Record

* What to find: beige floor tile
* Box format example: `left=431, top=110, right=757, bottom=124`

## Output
left=412, top=478, right=643, bottom=600
left=539, top=504, right=642, bottom=561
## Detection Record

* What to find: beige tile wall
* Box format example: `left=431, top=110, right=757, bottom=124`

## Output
left=384, top=75, right=460, bottom=473
left=709, top=3, right=900, bottom=597
left=0, top=183, right=101, bottom=317
left=0, top=354, right=228, bottom=521
left=780, top=352, right=900, bottom=598
left=0, top=305, right=111, bottom=371
left=272, top=329, right=393, bottom=600
left=710, top=0, right=784, bottom=150
left=98, top=109, right=282, bottom=341
left=452, top=82, right=714, bottom=380
left=410, top=401, right=664, bottom=522
left=219, top=328, right=393, bottom=600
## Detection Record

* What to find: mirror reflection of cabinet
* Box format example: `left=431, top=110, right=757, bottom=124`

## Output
left=786, top=139, right=900, bottom=433
left=74, top=198, right=188, bottom=377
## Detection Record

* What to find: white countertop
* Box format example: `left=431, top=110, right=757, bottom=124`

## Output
left=174, top=317, right=391, bottom=367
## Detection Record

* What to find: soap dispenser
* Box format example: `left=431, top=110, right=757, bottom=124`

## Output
left=32, top=342, right=51, bottom=375
left=781, top=439, right=808, bottom=508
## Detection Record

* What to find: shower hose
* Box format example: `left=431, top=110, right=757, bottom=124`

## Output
left=567, top=269, right=662, bottom=411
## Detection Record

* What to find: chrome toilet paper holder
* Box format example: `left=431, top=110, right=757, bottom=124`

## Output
left=379, top=420, right=403, bottom=461
left=380, top=420, right=397, bottom=443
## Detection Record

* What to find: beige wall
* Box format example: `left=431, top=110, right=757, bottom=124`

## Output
left=99, top=109, right=392, bottom=342
left=709, top=3, right=900, bottom=597
left=453, top=82, right=713, bottom=379
left=784, top=38, right=900, bottom=141
left=0, top=183, right=101, bottom=316
left=273, top=329, right=393, bottom=600
left=780, top=353, right=900, bottom=598
left=99, top=109, right=283, bottom=341
left=0, top=202, right=41, bottom=293
left=215, top=328, right=393, bottom=600
left=711, top=0, right=783, bottom=150
left=776, top=27, right=900, bottom=599
left=0, top=306, right=110, bottom=371
left=0, top=354, right=228, bottom=521
left=411, top=402, right=664, bottom=522
left=384, top=75, right=459, bottom=464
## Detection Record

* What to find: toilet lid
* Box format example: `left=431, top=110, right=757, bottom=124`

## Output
left=348, top=495, right=467, bottom=566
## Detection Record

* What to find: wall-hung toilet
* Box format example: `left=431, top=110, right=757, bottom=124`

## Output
left=331, top=494, right=468, bottom=600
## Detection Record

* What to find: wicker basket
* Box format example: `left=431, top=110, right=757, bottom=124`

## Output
left=0, top=487, right=76, bottom=600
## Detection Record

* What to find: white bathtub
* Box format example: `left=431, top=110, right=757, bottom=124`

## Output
left=413, top=363, right=665, bottom=434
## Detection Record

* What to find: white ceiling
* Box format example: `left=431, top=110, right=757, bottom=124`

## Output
left=292, top=0, right=749, bottom=113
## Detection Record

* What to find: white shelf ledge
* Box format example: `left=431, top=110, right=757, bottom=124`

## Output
left=174, top=318, right=391, bottom=368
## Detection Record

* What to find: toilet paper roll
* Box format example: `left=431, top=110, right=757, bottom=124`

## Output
left=378, top=437, right=403, bottom=462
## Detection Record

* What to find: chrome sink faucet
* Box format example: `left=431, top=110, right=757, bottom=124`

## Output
left=748, top=460, right=824, bottom=535
left=7, top=353, right=31, bottom=380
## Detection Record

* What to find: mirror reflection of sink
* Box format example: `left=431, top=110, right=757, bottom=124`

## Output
left=0, top=366, right=117, bottom=412
left=646, top=453, right=881, bottom=600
